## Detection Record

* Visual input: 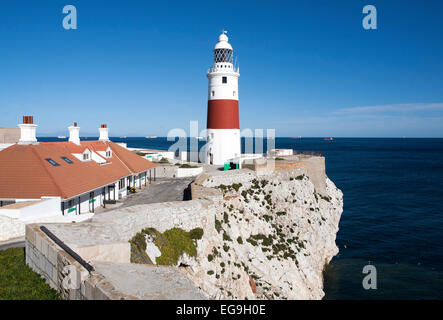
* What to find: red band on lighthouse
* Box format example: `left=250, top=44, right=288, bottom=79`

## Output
left=207, top=100, right=239, bottom=129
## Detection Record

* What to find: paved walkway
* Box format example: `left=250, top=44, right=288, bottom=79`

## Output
left=97, top=177, right=195, bottom=213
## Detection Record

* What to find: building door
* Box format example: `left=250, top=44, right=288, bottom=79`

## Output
left=89, top=192, right=95, bottom=213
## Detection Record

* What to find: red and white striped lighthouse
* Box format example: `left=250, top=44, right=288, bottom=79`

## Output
left=206, top=31, right=241, bottom=165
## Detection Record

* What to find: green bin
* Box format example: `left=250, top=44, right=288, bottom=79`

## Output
left=224, top=162, right=230, bottom=171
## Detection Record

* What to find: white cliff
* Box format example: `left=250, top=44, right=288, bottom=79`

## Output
left=140, top=168, right=343, bottom=300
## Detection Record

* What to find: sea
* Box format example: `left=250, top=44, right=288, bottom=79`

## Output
left=39, top=137, right=443, bottom=299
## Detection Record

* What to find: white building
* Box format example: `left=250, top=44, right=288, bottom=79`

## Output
left=0, top=116, right=157, bottom=216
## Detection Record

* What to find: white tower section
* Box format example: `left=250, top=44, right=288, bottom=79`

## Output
left=99, top=124, right=109, bottom=141
left=68, top=122, right=81, bottom=145
left=205, top=31, right=241, bottom=165
left=18, top=116, right=38, bottom=145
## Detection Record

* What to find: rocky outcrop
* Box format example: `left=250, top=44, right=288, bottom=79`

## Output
left=137, top=168, right=343, bottom=300
left=27, top=163, right=343, bottom=300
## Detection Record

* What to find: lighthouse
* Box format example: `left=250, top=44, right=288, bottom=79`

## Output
left=205, top=30, right=241, bottom=165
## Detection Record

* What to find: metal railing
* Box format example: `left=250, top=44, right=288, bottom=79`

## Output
left=40, top=226, right=95, bottom=273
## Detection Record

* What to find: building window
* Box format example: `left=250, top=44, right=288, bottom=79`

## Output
left=61, top=156, right=73, bottom=164
left=211, top=91, right=214, bottom=97
left=83, top=153, right=89, bottom=161
left=222, top=77, right=227, bottom=84
left=45, top=158, right=60, bottom=167
left=68, top=199, right=74, bottom=207
left=106, top=151, right=111, bottom=158
left=119, top=178, right=126, bottom=189
left=233, top=91, right=236, bottom=96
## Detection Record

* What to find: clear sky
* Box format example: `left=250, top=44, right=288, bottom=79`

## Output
left=1, top=0, right=443, bottom=137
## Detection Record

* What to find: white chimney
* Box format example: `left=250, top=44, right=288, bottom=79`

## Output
left=68, top=122, right=81, bottom=145
left=99, top=124, right=109, bottom=141
left=18, top=116, right=38, bottom=145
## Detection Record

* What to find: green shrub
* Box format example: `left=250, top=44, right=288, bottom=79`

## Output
left=232, top=183, right=242, bottom=192
left=223, top=212, right=229, bottom=224
left=130, top=227, right=201, bottom=266
left=223, top=232, right=232, bottom=242
left=237, top=236, right=243, bottom=244
left=179, top=164, right=199, bottom=168
left=189, top=228, right=204, bottom=240
left=215, top=218, right=222, bottom=233
left=133, top=232, right=146, bottom=251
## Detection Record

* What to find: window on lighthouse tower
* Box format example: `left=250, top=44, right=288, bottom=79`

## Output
left=222, top=76, right=227, bottom=84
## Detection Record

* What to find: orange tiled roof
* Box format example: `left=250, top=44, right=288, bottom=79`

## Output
left=0, top=140, right=157, bottom=200
left=107, top=141, right=157, bottom=173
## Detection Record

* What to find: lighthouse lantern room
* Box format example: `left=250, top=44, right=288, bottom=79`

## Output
left=205, top=30, right=241, bottom=165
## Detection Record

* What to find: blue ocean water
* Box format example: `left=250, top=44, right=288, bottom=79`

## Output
left=39, top=137, right=443, bottom=299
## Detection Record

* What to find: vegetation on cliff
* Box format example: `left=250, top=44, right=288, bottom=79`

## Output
left=130, top=227, right=203, bottom=265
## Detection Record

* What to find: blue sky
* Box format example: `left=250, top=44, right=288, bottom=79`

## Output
left=1, top=0, right=443, bottom=137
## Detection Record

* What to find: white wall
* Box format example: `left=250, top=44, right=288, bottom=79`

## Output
left=177, top=167, right=203, bottom=178
left=205, top=129, right=241, bottom=165
left=0, top=212, right=94, bottom=242
left=267, top=149, right=293, bottom=157
left=0, top=197, right=95, bottom=242
left=0, top=197, right=61, bottom=222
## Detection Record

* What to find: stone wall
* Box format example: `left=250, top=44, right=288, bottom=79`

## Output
left=25, top=224, right=135, bottom=300
left=24, top=201, right=211, bottom=300
left=0, top=215, right=24, bottom=241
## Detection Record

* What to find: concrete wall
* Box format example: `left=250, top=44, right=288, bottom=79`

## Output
left=0, top=215, right=24, bottom=241
left=154, top=165, right=178, bottom=178
left=25, top=224, right=136, bottom=300
left=0, top=199, right=93, bottom=242
left=177, top=166, right=203, bottom=178
left=0, top=127, right=20, bottom=144
left=0, top=197, right=61, bottom=222
left=25, top=223, right=207, bottom=300
left=24, top=199, right=214, bottom=299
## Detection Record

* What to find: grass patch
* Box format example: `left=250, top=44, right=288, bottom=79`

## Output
left=0, top=248, right=60, bottom=300
left=179, top=164, right=200, bottom=169
left=135, top=152, right=146, bottom=157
